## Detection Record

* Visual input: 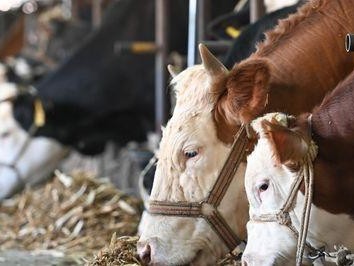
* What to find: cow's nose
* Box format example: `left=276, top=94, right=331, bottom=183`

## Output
left=138, top=242, right=151, bottom=265
left=242, top=254, right=252, bottom=266
left=242, top=258, right=248, bottom=266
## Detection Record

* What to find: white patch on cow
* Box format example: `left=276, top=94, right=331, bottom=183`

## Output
left=0, top=63, right=7, bottom=83
left=138, top=66, right=249, bottom=265
left=0, top=83, right=68, bottom=200
left=243, top=113, right=354, bottom=265
left=264, top=0, right=299, bottom=13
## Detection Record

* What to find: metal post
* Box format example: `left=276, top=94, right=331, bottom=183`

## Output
left=346, top=33, right=354, bottom=52
left=187, top=0, right=198, bottom=67
left=188, top=0, right=212, bottom=66
left=62, top=0, right=72, bottom=20
left=196, top=0, right=211, bottom=64
left=250, top=0, right=266, bottom=23
left=155, top=0, right=168, bottom=134
left=71, top=0, right=79, bottom=20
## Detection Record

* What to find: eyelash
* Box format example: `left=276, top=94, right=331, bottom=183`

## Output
left=184, top=150, right=198, bottom=158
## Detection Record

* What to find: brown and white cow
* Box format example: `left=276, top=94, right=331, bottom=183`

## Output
left=138, top=0, right=354, bottom=265
left=243, top=70, right=354, bottom=265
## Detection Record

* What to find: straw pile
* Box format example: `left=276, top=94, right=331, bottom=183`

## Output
left=87, top=233, right=141, bottom=265
left=0, top=170, right=142, bottom=260
left=0, top=170, right=241, bottom=265
left=88, top=233, right=241, bottom=265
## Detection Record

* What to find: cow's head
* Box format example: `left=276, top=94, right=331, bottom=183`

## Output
left=137, top=45, right=272, bottom=265
left=0, top=83, right=68, bottom=200
left=242, top=113, right=314, bottom=265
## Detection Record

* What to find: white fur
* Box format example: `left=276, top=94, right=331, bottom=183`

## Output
left=0, top=83, right=68, bottom=200
left=0, top=63, right=7, bottom=83
left=243, top=114, right=354, bottom=265
left=138, top=66, right=249, bottom=265
left=264, top=0, right=299, bottom=13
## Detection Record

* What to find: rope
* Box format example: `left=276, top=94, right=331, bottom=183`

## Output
left=325, top=246, right=354, bottom=266
left=296, top=140, right=317, bottom=265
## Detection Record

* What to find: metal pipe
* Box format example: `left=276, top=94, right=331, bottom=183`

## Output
left=250, top=0, right=265, bottom=23
left=187, top=0, right=198, bottom=67
left=196, top=0, right=211, bottom=64
left=155, top=0, right=169, bottom=134
left=61, top=0, right=72, bottom=20
left=345, top=33, right=354, bottom=52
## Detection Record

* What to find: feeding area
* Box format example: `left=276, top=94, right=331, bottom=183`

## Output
left=0, top=0, right=353, bottom=265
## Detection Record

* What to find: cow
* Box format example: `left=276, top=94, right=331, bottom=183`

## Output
left=243, top=70, right=354, bottom=265
left=0, top=83, right=68, bottom=198
left=139, top=1, right=304, bottom=199
left=0, top=0, right=243, bottom=200
left=137, top=0, right=354, bottom=265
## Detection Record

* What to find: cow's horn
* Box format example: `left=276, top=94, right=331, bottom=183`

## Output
left=199, top=43, right=227, bottom=76
left=167, top=64, right=178, bottom=78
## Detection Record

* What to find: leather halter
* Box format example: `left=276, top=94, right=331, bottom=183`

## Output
left=148, top=125, right=249, bottom=251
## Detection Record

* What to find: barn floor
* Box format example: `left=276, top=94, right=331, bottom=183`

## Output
left=0, top=250, right=79, bottom=266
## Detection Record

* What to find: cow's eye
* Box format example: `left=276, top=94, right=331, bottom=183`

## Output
left=259, top=182, right=269, bottom=192
left=184, top=150, right=198, bottom=158
left=0, top=132, right=10, bottom=138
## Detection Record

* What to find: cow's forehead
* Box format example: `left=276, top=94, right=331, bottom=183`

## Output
left=172, top=65, right=214, bottom=112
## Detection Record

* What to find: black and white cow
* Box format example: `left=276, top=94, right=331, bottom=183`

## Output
left=1, top=0, right=241, bottom=199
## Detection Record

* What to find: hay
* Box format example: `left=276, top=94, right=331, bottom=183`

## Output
left=87, top=232, right=241, bottom=266
left=0, top=170, right=241, bottom=265
left=86, top=233, right=141, bottom=266
left=0, top=170, right=142, bottom=261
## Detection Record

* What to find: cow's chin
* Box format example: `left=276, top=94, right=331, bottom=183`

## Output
left=149, top=247, right=219, bottom=266
left=187, top=249, right=218, bottom=266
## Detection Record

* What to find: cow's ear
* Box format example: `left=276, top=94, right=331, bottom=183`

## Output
left=199, top=43, right=228, bottom=78
left=261, top=120, right=308, bottom=169
left=167, top=64, right=179, bottom=78
left=226, top=59, right=270, bottom=124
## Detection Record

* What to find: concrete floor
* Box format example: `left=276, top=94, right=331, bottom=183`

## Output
left=0, top=250, right=80, bottom=266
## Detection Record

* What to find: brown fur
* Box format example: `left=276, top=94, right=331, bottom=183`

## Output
left=227, top=59, right=271, bottom=124
left=310, top=71, right=354, bottom=215
left=269, top=71, right=354, bottom=215
left=256, top=0, right=325, bottom=57
left=215, top=0, right=354, bottom=143
left=261, top=119, right=308, bottom=169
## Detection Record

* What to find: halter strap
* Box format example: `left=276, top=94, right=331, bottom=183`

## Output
left=149, top=125, right=249, bottom=251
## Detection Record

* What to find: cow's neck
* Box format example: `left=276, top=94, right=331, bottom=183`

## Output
left=13, top=94, right=109, bottom=154
left=256, top=0, right=354, bottom=115
left=311, top=70, right=354, bottom=161
left=292, top=72, right=354, bottom=216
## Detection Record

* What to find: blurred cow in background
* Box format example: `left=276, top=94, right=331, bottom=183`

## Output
left=0, top=0, right=242, bottom=199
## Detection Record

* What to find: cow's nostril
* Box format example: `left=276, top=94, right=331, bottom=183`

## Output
left=241, top=255, right=249, bottom=266
left=139, top=244, right=151, bottom=265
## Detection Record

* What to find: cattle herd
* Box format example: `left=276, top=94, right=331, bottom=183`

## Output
left=0, top=0, right=354, bottom=265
